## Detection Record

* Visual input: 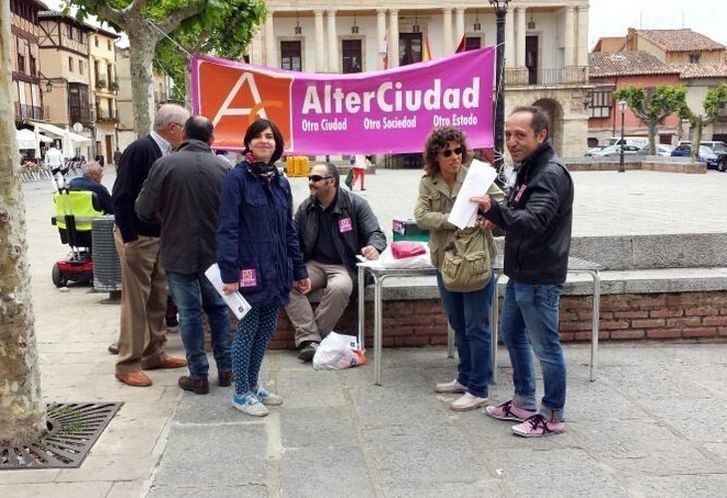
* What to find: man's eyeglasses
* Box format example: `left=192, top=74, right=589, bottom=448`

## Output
left=308, top=175, right=333, bottom=183
left=441, top=147, right=463, bottom=158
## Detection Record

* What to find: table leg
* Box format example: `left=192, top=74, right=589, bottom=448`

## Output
left=358, top=265, right=365, bottom=351
left=590, top=270, right=600, bottom=382
left=374, top=275, right=383, bottom=386
left=447, top=322, right=454, bottom=358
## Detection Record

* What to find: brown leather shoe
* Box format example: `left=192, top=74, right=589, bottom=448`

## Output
left=108, top=342, right=119, bottom=355
left=115, top=371, right=152, bottom=387
left=218, top=371, right=233, bottom=387
left=178, top=376, right=209, bottom=394
left=144, top=356, right=188, bottom=370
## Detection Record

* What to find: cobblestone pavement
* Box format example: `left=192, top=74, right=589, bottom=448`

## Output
left=1, top=168, right=725, bottom=497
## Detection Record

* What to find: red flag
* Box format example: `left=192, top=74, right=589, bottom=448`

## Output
left=455, top=36, right=466, bottom=53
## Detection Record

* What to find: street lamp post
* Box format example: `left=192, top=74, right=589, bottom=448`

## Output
left=618, top=100, right=627, bottom=173
left=489, top=0, right=510, bottom=173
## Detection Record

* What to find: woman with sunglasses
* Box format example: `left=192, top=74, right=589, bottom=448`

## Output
left=415, top=127, right=505, bottom=411
left=217, top=118, right=310, bottom=417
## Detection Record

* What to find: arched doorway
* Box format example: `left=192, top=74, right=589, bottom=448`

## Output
left=532, top=98, right=564, bottom=156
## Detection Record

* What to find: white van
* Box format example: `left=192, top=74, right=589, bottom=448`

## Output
left=607, top=136, right=649, bottom=147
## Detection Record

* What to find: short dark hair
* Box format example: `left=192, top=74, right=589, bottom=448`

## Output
left=422, top=127, right=471, bottom=176
left=510, top=105, right=551, bottom=138
left=324, top=162, right=340, bottom=187
left=243, top=118, right=285, bottom=164
left=184, top=115, right=214, bottom=143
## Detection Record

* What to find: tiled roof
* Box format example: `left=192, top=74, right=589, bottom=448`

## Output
left=593, top=36, right=626, bottom=53
left=589, top=51, right=680, bottom=77
left=637, top=29, right=725, bottom=52
left=679, top=63, right=727, bottom=79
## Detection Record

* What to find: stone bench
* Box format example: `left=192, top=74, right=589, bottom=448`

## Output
left=269, top=233, right=727, bottom=348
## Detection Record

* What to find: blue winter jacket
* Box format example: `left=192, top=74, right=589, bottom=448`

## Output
left=217, top=162, right=308, bottom=307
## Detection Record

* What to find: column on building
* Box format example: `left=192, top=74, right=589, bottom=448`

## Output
left=576, top=5, right=589, bottom=67
left=314, top=10, right=326, bottom=72
left=377, top=9, right=387, bottom=70
left=564, top=6, right=575, bottom=67
left=515, top=7, right=526, bottom=68
left=264, top=10, right=276, bottom=67
left=442, top=8, right=453, bottom=55
left=505, top=8, right=515, bottom=68
left=454, top=8, right=465, bottom=49
left=327, top=9, right=338, bottom=72
left=388, top=9, right=399, bottom=69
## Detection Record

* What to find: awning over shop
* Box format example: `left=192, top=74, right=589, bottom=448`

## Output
left=29, top=121, right=92, bottom=144
left=16, top=128, right=52, bottom=150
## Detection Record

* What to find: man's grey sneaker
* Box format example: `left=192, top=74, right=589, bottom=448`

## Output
left=435, top=379, right=467, bottom=394
left=485, top=400, right=537, bottom=422
left=231, top=393, right=269, bottom=417
left=297, top=341, right=319, bottom=362
left=512, top=414, right=565, bottom=438
left=256, top=386, right=283, bottom=406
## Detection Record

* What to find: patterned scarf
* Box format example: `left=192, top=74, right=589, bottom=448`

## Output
left=245, top=151, right=277, bottom=181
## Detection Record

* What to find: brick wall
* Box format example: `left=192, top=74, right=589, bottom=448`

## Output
left=266, top=290, right=727, bottom=349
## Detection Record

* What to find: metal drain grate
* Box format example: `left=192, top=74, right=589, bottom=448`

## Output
left=1, top=402, right=122, bottom=470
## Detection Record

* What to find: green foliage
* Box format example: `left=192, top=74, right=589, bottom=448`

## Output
left=702, top=83, right=727, bottom=118
left=613, top=85, right=686, bottom=125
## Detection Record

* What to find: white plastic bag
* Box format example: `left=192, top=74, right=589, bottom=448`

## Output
left=312, top=332, right=366, bottom=370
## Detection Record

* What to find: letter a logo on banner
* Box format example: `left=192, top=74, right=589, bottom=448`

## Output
left=192, top=57, right=294, bottom=150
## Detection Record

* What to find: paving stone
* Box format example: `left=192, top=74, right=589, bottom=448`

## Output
left=628, top=475, right=727, bottom=497
left=383, top=479, right=503, bottom=498
left=632, top=396, right=727, bottom=442
left=152, top=424, right=267, bottom=487
left=280, top=406, right=357, bottom=449
left=0, top=482, right=112, bottom=498
left=147, top=484, right=268, bottom=498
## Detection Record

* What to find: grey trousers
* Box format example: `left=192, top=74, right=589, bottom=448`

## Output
left=285, top=260, right=353, bottom=347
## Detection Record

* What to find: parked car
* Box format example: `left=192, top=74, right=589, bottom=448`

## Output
left=607, top=136, right=649, bottom=148
left=671, top=144, right=720, bottom=168
left=636, top=144, right=673, bottom=157
left=676, top=141, right=727, bottom=171
left=585, top=144, right=641, bottom=158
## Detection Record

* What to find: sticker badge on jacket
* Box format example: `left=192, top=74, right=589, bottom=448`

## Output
left=338, top=217, right=353, bottom=233
left=239, top=268, right=258, bottom=288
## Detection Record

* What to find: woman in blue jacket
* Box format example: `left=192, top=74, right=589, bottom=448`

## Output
left=217, top=119, right=310, bottom=417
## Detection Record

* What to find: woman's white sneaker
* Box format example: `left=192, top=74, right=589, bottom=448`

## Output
left=450, top=392, right=489, bottom=411
left=435, top=379, right=467, bottom=394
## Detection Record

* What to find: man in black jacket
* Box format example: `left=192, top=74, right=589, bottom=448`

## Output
left=472, top=106, right=573, bottom=438
left=286, top=163, right=386, bottom=362
left=111, top=104, right=190, bottom=387
left=135, top=116, right=232, bottom=395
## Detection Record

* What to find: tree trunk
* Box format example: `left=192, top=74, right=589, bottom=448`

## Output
left=126, top=27, right=160, bottom=136
left=0, top=0, right=46, bottom=444
left=647, top=123, right=657, bottom=155
left=692, top=117, right=703, bottom=161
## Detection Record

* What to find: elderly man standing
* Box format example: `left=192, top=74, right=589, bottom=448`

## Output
left=112, top=104, right=190, bottom=387
left=135, top=116, right=232, bottom=395
left=285, top=163, right=386, bottom=362
left=68, top=160, right=113, bottom=214
left=472, top=105, right=574, bottom=438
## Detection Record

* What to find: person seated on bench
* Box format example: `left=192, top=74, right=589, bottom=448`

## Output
left=285, top=162, right=386, bottom=362
left=69, top=160, right=114, bottom=214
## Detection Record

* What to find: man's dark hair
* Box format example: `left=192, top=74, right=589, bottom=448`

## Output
left=184, top=115, right=214, bottom=143
left=510, top=105, right=551, bottom=138
left=243, top=118, right=285, bottom=164
left=324, top=162, right=340, bottom=187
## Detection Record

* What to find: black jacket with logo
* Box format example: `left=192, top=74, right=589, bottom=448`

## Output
left=296, top=188, right=386, bottom=286
left=484, top=142, right=573, bottom=284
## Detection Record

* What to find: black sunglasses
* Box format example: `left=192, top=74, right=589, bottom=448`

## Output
left=308, top=175, right=333, bottom=182
left=441, top=147, right=463, bottom=158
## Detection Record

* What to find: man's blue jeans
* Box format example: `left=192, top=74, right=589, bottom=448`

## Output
left=500, top=279, right=566, bottom=422
left=436, top=273, right=495, bottom=399
left=166, top=271, right=232, bottom=380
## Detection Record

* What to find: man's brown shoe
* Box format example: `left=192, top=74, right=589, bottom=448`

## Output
left=108, top=342, right=119, bottom=355
left=115, top=371, right=152, bottom=387
left=144, top=356, right=188, bottom=370
left=178, top=376, right=209, bottom=394
left=218, top=371, right=233, bottom=387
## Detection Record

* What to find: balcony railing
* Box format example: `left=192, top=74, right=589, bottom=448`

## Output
left=15, top=102, right=44, bottom=121
left=96, top=110, right=118, bottom=123
left=505, top=66, right=588, bottom=87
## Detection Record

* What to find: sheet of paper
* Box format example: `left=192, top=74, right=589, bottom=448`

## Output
left=447, top=159, right=498, bottom=229
left=204, top=263, right=252, bottom=320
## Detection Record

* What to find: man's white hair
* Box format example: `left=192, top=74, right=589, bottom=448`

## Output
left=153, top=104, right=190, bottom=131
left=82, top=160, right=103, bottom=177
